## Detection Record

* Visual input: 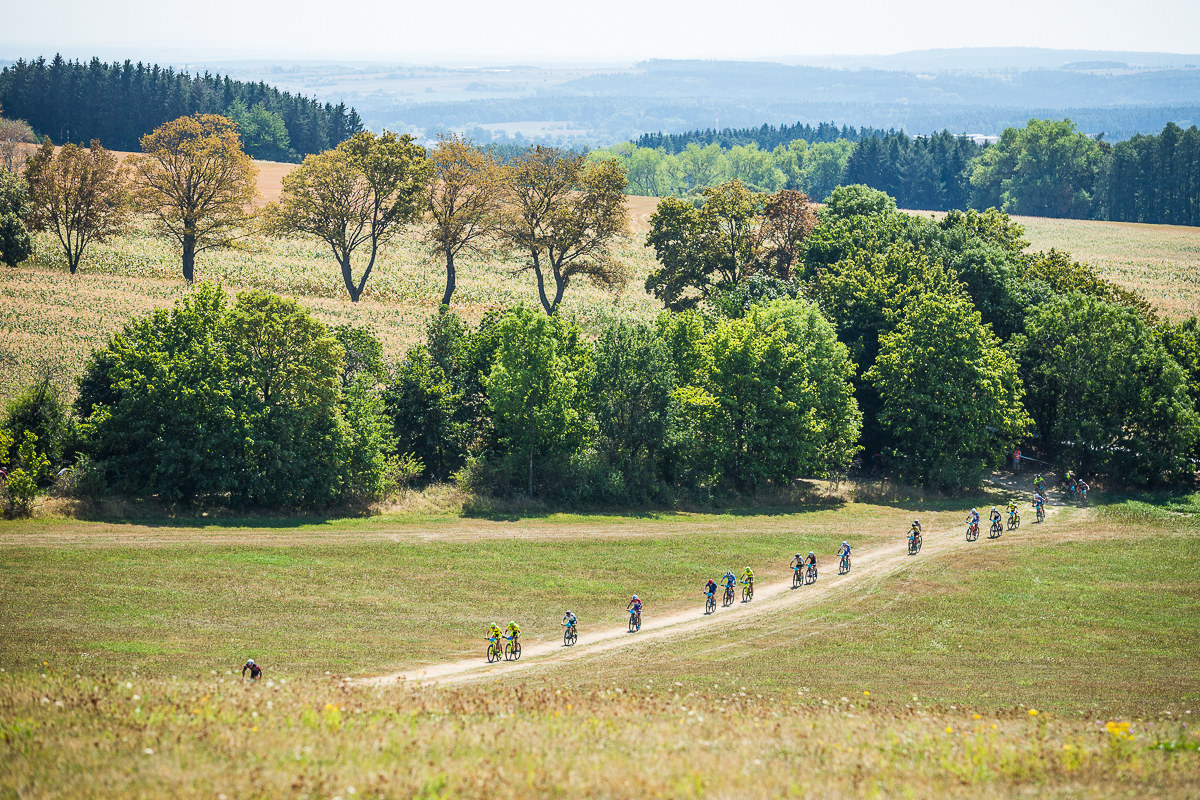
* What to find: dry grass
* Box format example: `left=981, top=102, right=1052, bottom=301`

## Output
left=2, top=674, right=1195, bottom=799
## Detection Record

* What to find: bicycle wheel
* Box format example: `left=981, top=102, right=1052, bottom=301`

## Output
left=504, top=642, right=514, bottom=661
left=705, top=595, right=715, bottom=613
left=792, top=569, right=801, bottom=588
left=635, top=612, right=641, bottom=631
left=487, top=643, right=500, bottom=663
left=512, top=642, right=522, bottom=660
left=628, top=614, right=636, bottom=632
left=724, top=587, right=734, bottom=606
left=1014, top=514, right=1021, bottom=529
left=1037, top=508, right=1045, bottom=522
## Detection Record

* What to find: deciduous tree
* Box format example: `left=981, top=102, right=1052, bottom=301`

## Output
left=130, top=114, right=258, bottom=283
left=500, top=146, right=630, bottom=315
left=423, top=135, right=504, bottom=306
left=865, top=292, right=1030, bottom=489
left=264, top=130, right=429, bottom=302
left=24, top=139, right=130, bottom=274
left=0, top=170, right=32, bottom=267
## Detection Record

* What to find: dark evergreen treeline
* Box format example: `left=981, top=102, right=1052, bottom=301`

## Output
left=0, top=55, right=363, bottom=162
left=1100, top=122, right=1200, bottom=226
left=843, top=131, right=983, bottom=212
left=635, top=122, right=894, bottom=154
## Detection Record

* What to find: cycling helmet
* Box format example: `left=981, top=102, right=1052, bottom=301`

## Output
left=913, top=519, right=920, bottom=526
left=745, top=566, right=750, bottom=571
left=247, top=658, right=255, bottom=665
left=842, top=541, right=847, bottom=546
left=509, top=621, right=516, bottom=627
left=795, top=553, right=801, bottom=558
left=566, top=611, right=572, bottom=616
left=632, top=595, right=639, bottom=600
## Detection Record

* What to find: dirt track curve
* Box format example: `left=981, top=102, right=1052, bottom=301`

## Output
left=357, top=496, right=1054, bottom=688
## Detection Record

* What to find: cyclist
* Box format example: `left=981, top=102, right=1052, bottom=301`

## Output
left=704, top=579, right=717, bottom=601
left=804, top=551, right=818, bottom=578
left=838, top=541, right=851, bottom=564
left=505, top=620, right=521, bottom=645
left=1033, top=493, right=1045, bottom=513
left=1078, top=479, right=1089, bottom=501
left=241, top=658, right=262, bottom=680
left=722, top=570, right=736, bottom=594
left=1033, top=474, right=1046, bottom=495
left=562, top=610, right=577, bottom=630
left=741, top=566, right=754, bottom=590
left=966, top=507, right=980, bottom=527
left=628, top=594, right=642, bottom=616
left=989, top=506, right=1001, bottom=525
left=789, top=552, right=804, bottom=572
left=1007, top=500, right=1019, bottom=522
left=908, top=519, right=922, bottom=540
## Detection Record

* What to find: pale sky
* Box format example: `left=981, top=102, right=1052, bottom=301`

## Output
left=3, top=0, right=1199, bottom=62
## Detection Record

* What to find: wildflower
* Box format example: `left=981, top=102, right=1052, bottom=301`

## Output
left=973, top=713, right=982, bottom=720
left=143, top=748, right=154, bottom=755
left=1029, top=709, right=1039, bottom=716
left=863, top=691, right=870, bottom=697
left=945, top=726, right=953, bottom=734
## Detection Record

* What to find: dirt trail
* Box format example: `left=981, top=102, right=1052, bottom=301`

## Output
left=357, top=513, right=1015, bottom=688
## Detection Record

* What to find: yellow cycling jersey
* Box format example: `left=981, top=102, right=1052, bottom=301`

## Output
left=506, top=624, right=521, bottom=636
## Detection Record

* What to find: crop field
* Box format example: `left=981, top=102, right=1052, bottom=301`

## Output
left=1, top=489, right=1198, bottom=797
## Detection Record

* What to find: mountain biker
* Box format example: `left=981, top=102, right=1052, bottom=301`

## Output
left=628, top=594, right=642, bottom=615
left=488, top=622, right=503, bottom=646
left=704, top=579, right=717, bottom=599
left=838, top=541, right=851, bottom=559
left=1033, top=474, right=1046, bottom=494
left=1033, top=494, right=1045, bottom=512
left=741, top=566, right=754, bottom=589
left=908, top=519, right=922, bottom=540
left=1007, top=500, right=1018, bottom=520
left=505, top=620, right=521, bottom=644
left=967, top=507, right=980, bottom=527
left=562, top=610, right=577, bottom=630
left=722, top=570, right=736, bottom=592
left=989, top=506, right=1001, bottom=525
left=1078, top=479, right=1089, bottom=500
left=789, top=552, right=804, bottom=571
left=241, top=658, right=262, bottom=680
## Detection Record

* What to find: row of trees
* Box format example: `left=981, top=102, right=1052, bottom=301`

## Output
left=1, top=114, right=635, bottom=313
left=598, top=120, right=1200, bottom=225
left=0, top=55, right=363, bottom=161
left=5, top=184, right=1198, bottom=512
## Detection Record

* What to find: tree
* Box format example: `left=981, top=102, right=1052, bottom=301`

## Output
left=485, top=309, right=594, bottom=496
left=865, top=292, right=1030, bottom=489
left=591, top=321, right=676, bottom=497
left=0, top=170, right=32, bottom=267
left=500, top=146, right=630, bottom=315
left=674, top=301, right=860, bottom=492
left=0, top=115, right=37, bottom=174
left=264, top=130, right=429, bottom=302
left=3, top=375, right=72, bottom=477
left=23, top=139, right=130, bottom=274
left=384, top=347, right=459, bottom=481
left=423, top=135, right=504, bottom=306
left=1012, top=293, right=1200, bottom=484
left=753, top=189, right=817, bottom=279
left=130, top=114, right=258, bottom=283
left=75, top=284, right=392, bottom=507
left=970, top=119, right=1104, bottom=219
left=645, top=180, right=759, bottom=311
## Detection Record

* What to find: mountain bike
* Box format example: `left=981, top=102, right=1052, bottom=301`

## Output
left=839, top=553, right=851, bottom=574
left=908, top=533, right=922, bottom=555
left=628, top=608, right=641, bottom=632
left=1007, top=511, right=1021, bottom=530
left=563, top=624, right=577, bottom=646
left=705, top=592, right=716, bottom=614
left=966, top=522, right=979, bottom=542
left=487, top=637, right=502, bottom=663
left=805, top=562, right=817, bottom=585
left=1035, top=505, right=1045, bottom=523
left=741, top=580, right=754, bottom=602
left=792, top=565, right=803, bottom=588
left=989, top=518, right=1003, bottom=538
left=504, top=636, right=521, bottom=661
left=723, top=584, right=735, bottom=607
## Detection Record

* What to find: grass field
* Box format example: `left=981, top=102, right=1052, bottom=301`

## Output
left=1, top=488, right=1198, bottom=797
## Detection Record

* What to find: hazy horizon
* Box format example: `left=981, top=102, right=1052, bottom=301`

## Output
left=4, top=0, right=1200, bottom=64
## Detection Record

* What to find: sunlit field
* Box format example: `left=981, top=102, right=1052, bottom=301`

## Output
left=1, top=492, right=1198, bottom=797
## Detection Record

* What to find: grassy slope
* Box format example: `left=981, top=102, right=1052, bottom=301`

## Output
left=1, top=495, right=1198, bottom=798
